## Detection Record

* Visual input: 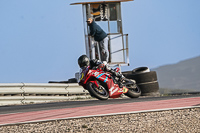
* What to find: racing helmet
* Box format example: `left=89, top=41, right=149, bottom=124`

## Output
left=78, top=55, right=90, bottom=68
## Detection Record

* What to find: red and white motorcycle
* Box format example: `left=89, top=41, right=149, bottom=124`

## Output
left=79, top=66, right=141, bottom=100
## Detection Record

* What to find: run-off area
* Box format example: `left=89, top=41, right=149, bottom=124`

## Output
left=1, top=107, right=199, bottom=132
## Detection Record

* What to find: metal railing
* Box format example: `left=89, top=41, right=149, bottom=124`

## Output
left=0, top=83, right=89, bottom=106
left=86, top=33, right=129, bottom=65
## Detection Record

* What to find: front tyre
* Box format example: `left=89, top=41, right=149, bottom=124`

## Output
left=124, top=84, right=141, bottom=98
left=87, top=81, right=109, bottom=100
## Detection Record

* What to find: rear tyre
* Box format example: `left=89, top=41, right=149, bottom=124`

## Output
left=87, top=81, right=109, bottom=100
left=124, top=84, right=141, bottom=98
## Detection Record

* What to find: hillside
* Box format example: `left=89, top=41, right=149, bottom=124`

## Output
left=154, top=56, right=200, bottom=91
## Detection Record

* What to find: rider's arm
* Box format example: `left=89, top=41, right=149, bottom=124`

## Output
left=90, top=59, right=102, bottom=69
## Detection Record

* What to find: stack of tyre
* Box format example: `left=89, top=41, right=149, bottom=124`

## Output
left=122, top=67, right=160, bottom=96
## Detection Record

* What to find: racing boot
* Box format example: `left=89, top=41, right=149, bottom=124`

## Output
left=118, top=75, right=125, bottom=88
left=110, top=69, right=124, bottom=88
left=118, top=81, right=123, bottom=88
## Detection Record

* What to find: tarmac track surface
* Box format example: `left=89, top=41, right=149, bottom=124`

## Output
left=0, top=94, right=200, bottom=125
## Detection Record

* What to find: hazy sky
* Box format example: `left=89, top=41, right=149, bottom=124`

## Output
left=0, top=0, right=199, bottom=83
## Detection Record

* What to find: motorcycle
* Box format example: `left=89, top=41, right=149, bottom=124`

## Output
left=79, top=66, right=141, bottom=100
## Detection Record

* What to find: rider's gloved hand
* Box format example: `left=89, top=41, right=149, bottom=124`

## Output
left=98, top=63, right=105, bottom=70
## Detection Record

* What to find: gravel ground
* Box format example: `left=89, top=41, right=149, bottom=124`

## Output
left=0, top=107, right=199, bottom=133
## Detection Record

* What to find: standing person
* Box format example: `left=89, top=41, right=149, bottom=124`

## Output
left=87, top=18, right=109, bottom=62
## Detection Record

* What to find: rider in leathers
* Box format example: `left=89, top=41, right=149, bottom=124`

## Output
left=78, top=55, right=124, bottom=86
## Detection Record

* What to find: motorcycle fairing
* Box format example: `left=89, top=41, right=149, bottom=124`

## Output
left=80, top=68, right=129, bottom=98
left=91, top=71, right=127, bottom=98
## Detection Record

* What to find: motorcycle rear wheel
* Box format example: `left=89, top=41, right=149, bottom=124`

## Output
left=125, top=84, right=141, bottom=98
left=87, top=81, right=109, bottom=100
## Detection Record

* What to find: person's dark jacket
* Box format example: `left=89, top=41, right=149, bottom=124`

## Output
left=89, top=21, right=107, bottom=42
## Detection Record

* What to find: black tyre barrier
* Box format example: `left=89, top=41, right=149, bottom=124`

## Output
left=122, top=71, right=132, bottom=78
left=137, top=81, right=160, bottom=96
left=122, top=71, right=132, bottom=75
left=125, top=71, right=157, bottom=84
left=132, top=67, right=150, bottom=74
left=48, top=81, right=68, bottom=83
left=48, top=78, right=78, bottom=84
left=68, top=78, right=78, bottom=83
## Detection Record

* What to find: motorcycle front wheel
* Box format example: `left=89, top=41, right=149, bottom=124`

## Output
left=125, top=84, right=141, bottom=98
left=87, top=81, right=109, bottom=100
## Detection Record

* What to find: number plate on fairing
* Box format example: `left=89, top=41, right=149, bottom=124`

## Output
left=123, top=87, right=128, bottom=93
